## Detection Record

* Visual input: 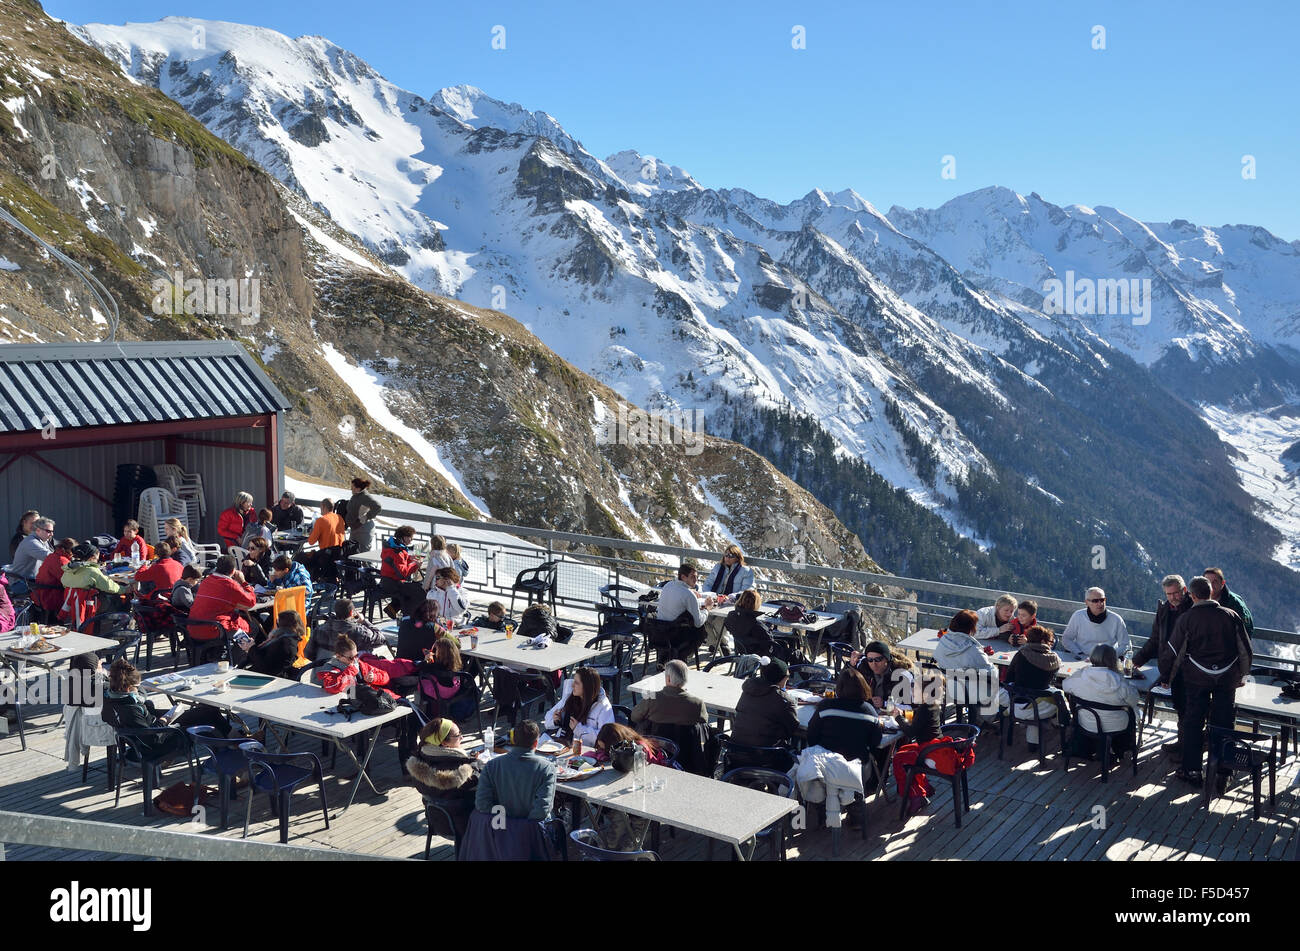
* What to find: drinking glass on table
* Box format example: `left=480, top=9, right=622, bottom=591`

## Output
left=505, top=623, right=515, bottom=640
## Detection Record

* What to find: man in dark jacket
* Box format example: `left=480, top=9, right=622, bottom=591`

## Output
left=1161, top=576, right=1253, bottom=786
left=1203, top=567, right=1253, bottom=638
left=1137, top=574, right=1193, bottom=754
left=631, top=660, right=708, bottom=731
left=268, top=491, right=305, bottom=532
left=730, top=659, right=799, bottom=769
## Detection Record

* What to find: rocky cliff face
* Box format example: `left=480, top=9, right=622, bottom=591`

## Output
left=0, top=0, right=876, bottom=580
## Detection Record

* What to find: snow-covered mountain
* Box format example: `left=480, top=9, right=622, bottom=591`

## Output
left=71, top=16, right=1300, bottom=629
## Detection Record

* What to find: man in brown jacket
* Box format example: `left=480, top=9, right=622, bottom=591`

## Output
left=1161, top=576, right=1252, bottom=787
left=631, top=659, right=708, bottom=730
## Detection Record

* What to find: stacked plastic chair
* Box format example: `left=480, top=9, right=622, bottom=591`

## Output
left=152, top=464, right=206, bottom=535
left=137, top=487, right=189, bottom=546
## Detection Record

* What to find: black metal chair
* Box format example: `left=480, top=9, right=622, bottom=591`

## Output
left=239, top=740, right=329, bottom=844
left=509, top=560, right=557, bottom=615
left=703, top=655, right=750, bottom=677
left=640, top=614, right=703, bottom=674
left=584, top=632, right=641, bottom=704
left=715, top=735, right=794, bottom=777
left=109, top=725, right=194, bottom=817
left=569, top=827, right=660, bottom=861
left=79, top=611, right=140, bottom=663
left=896, top=723, right=980, bottom=829
left=26, top=580, right=63, bottom=623
left=999, top=685, right=1066, bottom=767
left=131, top=597, right=179, bottom=670
left=1063, top=696, right=1139, bottom=783
left=612, top=704, right=633, bottom=726
left=488, top=666, right=550, bottom=727
left=825, top=641, right=855, bottom=673
left=788, top=663, right=834, bottom=685
left=0, top=658, right=28, bottom=751
left=717, top=767, right=792, bottom=860
left=642, top=735, right=682, bottom=769
left=181, top=620, right=231, bottom=667
left=1204, top=725, right=1277, bottom=817
left=424, top=798, right=465, bottom=859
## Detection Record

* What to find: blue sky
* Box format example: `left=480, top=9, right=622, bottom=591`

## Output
left=49, top=0, right=1300, bottom=239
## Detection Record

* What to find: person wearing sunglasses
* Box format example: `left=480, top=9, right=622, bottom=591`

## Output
left=1060, top=587, right=1131, bottom=659
left=10, top=516, right=55, bottom=595
left=851, top=641, right=942, bottom=742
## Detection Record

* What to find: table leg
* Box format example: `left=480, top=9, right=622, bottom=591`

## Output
left=334, top=726, right=383, bottom=815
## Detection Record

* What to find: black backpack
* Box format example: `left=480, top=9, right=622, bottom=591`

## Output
left=337, top=680, right=395, bottom=718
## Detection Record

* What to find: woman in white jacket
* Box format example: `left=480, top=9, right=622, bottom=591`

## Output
left=933, top=609, right=1000, bottom=719
left=545, top=666, right=614, bottom=747
left=426, top=566, right=469, bottom=623
left=1062, top=644, right=1142, bottom=755
left=974, top=595, right=1018, bottom=639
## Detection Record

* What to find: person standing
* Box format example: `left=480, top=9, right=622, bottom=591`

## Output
left=1137, top=574, right=1193, bottom=756
left=1161, top=576, right=1253, bottom=787
left=1060, top=587, right=1131, bottom=658
left=1203, top=567, right=1253, bottom=638
left=346, top=478, right=383, bottom=553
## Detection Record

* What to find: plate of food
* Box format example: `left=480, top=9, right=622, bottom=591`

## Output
left=12, top=637, right=58, bottom=654
left=555, top=755, right=605, bottom=781
left=536, top=739, right=567, bottom=755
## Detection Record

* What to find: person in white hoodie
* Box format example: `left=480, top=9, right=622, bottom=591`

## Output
left=1060, top=587, right=1131, bottom=659
left=974, top=595, right=1018, bottom=640
left=545, top=666, right=614, bottom=747
left=1062, top=643, right=1141, bottom=756
left=933, top=609, right=1001, bottom=720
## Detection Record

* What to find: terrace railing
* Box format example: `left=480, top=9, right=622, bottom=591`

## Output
left=299, top=501, right=1300, bottom=673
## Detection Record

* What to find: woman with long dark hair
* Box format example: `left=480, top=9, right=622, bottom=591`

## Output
left=545, top=666, right=613, bottom=745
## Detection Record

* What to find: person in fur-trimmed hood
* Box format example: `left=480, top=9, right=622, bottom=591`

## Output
left=406, top=717, right=481, bottom=841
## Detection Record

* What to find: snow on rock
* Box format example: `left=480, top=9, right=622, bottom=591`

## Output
left=321, top=342, right=491, bottom=515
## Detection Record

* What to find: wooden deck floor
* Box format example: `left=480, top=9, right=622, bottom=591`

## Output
left=2, top=606, right=1296, bottom=861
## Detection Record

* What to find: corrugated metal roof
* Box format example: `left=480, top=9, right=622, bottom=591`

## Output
left=0, top=341, right=290, bottom=433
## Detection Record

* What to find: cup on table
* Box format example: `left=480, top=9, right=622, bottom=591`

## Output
left=650, top=775, right=666, bottom=793
left=217, top=660, right=230, bottom=673
left=215, top=680, right=230, bottom=694
left=505, top=624, right=514, bottom=640
left=570, top=736, right=582, bottom=756
left=470, top=633, right=479, bottom=649
left=903, top=709, right=915, bottom=724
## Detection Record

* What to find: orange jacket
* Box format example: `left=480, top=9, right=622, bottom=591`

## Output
left=307, top=512, right=346, bottom=549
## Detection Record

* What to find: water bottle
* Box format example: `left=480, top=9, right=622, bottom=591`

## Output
left=632, top=746, right=648, bottom=792
left=483, top=727, right=494, bottom=756
left=1123, top=645, right=1134, bottom=678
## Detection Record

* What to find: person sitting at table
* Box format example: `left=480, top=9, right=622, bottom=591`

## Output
left=807, top=666, right=883, bottom=762
left=62, top=653, right=117, bottom=773
left=421, top=535, right=453, bottom=592
left=933, top=608, right=999, bottom=720
left=1009, top=600, right=1039, bottom=647
left=545, top=666, right=614, bottom=746
left=474, top=719, right=556, bottom=821
left=103, top=659, right=232, bottom=752
left=162, top=518, right=198, bottom=568
left=240, top=537, right=274, bottom=587
left=651, top=563, right=710, bottom=666
left=631, top=659, right=708, bottom=732
left=218, top=492, right=256, bottom=552
left=268, top=491, right=304, bottom=532
left=469, top=601, right=511, bottom=631
left=397, top=599, right=445, bottom=662
left=1005, top=624, right=1063, bottom=750
left=10, top=516, right=55, bottom=594
left=406, top=717, right=482, bottom=842
left=584, top=722, right=670, bottom=851
left=134, top=540, right=183, bottom=598
left=851, top=641, right=941, bottom=744
left=731, top=657, right=799, bottom=769
left=170, top=565, right=202, bottom=613
left=1060, top=587, right=1130, bottom=659
left=245, top=610, right=306, bottom=679
left=304, top=498, right=346, bottom=580
left=445, top=542, right=469, bottom=586
left=59, top=543, right=127, bottom=626
left=724, top=588, right=783, bottom=660
left=308, top=598, right=384, bottom=662
left=701, top=547, right=754, bottom=651
left=1062, top=643, right=1141, bottom=758
left=241, top=508, right=276, bottom=550
left=381, top=525, right=425, bottom=620
left=265, top=553, right=313, bottom=598
left=112, top=519, right=151, bottom=562
left=188, top=555, right=258, bottom=648
left=427, top=566, right=469, bottom=625
left=975, top=594, right=1018, bottom=640
left=417, top=635, right=478, bottom=721
left=9, top=509, right=39, bottom=561
left=32, top=536, right=76, bottom=621
left=313, top=633, right=399, bottom=698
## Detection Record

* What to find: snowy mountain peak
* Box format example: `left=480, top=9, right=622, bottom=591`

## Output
left=605, top=150, right=701, bottom=196
left=428, top=84, right=573, bottom=146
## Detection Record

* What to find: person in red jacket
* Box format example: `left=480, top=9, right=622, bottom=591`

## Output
left=218, top=492, right=255, bottom=551
left=33, top=536, right=76, bottom=620
left=379, top=526, right=425, bottom=619
left=312, top=634, right=400, bottom=699
left=112, top=519, right=151, bottom=562
left=134, top=540, right=184, bottom=597
left=188, top=554, right=258, bottom=644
